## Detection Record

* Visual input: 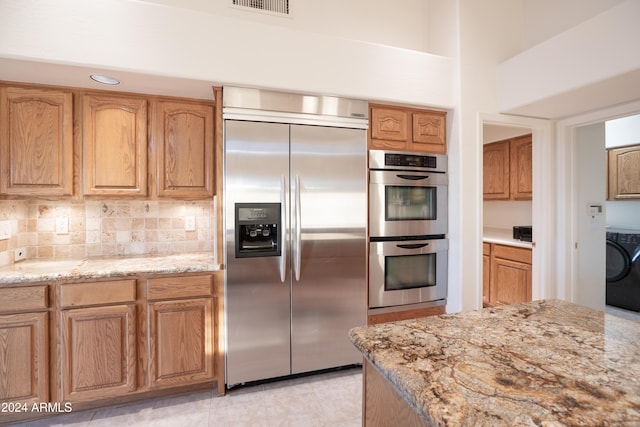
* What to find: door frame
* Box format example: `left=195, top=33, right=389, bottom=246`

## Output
left=555, top=99, right=640, bottom=304
left=479, top=113, right=554, bottom=305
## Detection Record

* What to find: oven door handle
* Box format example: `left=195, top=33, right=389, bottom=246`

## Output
left=396, top=174, right=430, bottom=180
left=396, top=243, right=430, bottom=250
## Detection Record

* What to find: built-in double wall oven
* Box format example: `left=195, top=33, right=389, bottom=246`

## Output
left=368, top=150, right=448, bottom=310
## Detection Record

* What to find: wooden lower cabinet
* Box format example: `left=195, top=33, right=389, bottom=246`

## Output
left=0, top=285, right=49, bottom=408
left=485, top=243, right=532, bottom=306
left=60, top=304, right=137, bottom=402
left=147, top=297, right=214, bottom=389
left=0, top=311, right=49, bottom=404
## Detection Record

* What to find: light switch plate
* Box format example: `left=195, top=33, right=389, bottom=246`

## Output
left=185, top=216, right=196, bottom=232
left=0, top=221, right=10, bottom=240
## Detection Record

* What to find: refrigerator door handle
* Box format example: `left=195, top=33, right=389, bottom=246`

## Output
left=294, top=174, right=302, bottom=281
left=280, top=174, right=287, bottom=283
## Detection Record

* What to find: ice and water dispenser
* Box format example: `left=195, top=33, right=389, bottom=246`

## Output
left=235, top=203, right=281, bottom=258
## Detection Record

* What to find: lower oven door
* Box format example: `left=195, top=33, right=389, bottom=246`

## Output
left=369, top=239, right=448, bottom=309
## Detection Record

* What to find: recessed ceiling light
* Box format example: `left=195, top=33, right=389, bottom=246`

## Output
left=90, top=74, right=120, bottom=85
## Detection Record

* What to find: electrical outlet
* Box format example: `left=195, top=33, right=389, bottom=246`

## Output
left=0, top=221, right=10, bottom=240
left=55, top=217, right=69, bottom=235
left=14, top=247, right=26, bottom=262
left=185, top=215, right=196, bottom=232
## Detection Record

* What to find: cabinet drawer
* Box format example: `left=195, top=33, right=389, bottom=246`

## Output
left=0, top=285, right=48, bottom=313
left=147, top=275, right=213, bottom=301
left=492, top=244, right=532, bottom=264
left=60, top=279, right=136, bottom=308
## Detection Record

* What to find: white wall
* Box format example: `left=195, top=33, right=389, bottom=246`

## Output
left=143, top=0, right=431, bottom=53
left=484, top=201, right=532, bottom=229
left=522, top=0, right=625, bottom=50
left=454, top=0, right=525, bottom=312
left=498, top=0, right=640, bottom=119
left=575, top=123, right=607, bottom=310
left=0, top=0, right=455, bottom=108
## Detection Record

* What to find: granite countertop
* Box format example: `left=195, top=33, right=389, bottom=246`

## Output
left=0, top=252, right=219, bottom=285
left=349, top=300, right=640, bottom=426
left=483, top=227, right=532, bottom=248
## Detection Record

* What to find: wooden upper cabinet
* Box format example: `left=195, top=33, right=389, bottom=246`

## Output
left=608, top=144, right=640, bottom=200
left=411, top=110, right=446, bottom=153
left=483, top=140, right=510, bottom=200
left=483, top=134, right=532, bottom=201
left=152, top=100, right=214, bottom=199
left=370, top=107, right=408, bottom=149
left=82, top=94, right=148, bottom=196
left=369, top=104, right=446, bottom=154
left=0, top=86, right=73, bottom=196
left=510, top=134, right=533, bottom=200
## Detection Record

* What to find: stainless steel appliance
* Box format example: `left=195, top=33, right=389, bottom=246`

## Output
left=369, top=238, right=448, bottom=308
left=223, top=87, right=368, bottom=387
left=369, top=150, right=448, bottom=238
left=368, top=149, right=448, bottom=311
left=606, top=228, right=640, bottom=312
left=513, top=226, right=533, bottom=242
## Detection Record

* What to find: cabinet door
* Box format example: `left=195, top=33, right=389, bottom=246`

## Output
left=510, top=134, right=532, bottom=200
left=82, top=94, right=147, bottom=196
left=147, top=298, right=214, bottom=389
left=0, top=312, right=48, bottom=404
left=369, top=106, right=408, bottom=150
left=153, top=100, right=214, bottom=198
left=0, top=86, right=73, bottom=196
left=608, top=145, right=640, bottom=200
left=482, top=243, right=491, bottom=307
left=490, top=257, right=532, bottom=305
left=410, top=111, right=446, bottom=154
left=60, top=304, right=137, bottom=402
left=483, top=140, right=510, bottom=200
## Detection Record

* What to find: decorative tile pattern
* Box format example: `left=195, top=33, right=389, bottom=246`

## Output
left=0, top=199, right=216, bottom=267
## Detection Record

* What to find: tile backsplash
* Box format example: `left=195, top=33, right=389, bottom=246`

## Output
left=0, top=199, right=216, bottom=267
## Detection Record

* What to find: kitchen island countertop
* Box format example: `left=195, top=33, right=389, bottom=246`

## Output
left=349, top=299, right=640, bottom=426
left=0, top=252, right=219, bottom=285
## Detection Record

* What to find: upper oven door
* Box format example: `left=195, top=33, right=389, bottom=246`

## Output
left=369, top=170, right=448, bottom=238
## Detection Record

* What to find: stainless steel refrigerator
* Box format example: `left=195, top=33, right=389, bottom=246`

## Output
left=223, top=87, right=368, bottom=387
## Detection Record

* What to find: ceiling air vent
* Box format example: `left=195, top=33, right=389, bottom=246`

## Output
left=232, top=0, right=290, bottom=15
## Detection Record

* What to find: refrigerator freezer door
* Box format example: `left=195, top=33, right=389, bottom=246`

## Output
left=225, top=120, right=291, bottom=386
left=290, top=125, right=367, bottom=374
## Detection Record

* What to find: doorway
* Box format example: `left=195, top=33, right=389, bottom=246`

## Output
left=479, top=113, right=553, bottom=309
left=570, top=114, right=640, bottom=311
left=556, top=101, right=640, bottom=311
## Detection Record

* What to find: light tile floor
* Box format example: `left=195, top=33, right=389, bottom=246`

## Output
left=605, top=304, right=640, bottom=322
left=6, top=367, right=362, bottom=427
